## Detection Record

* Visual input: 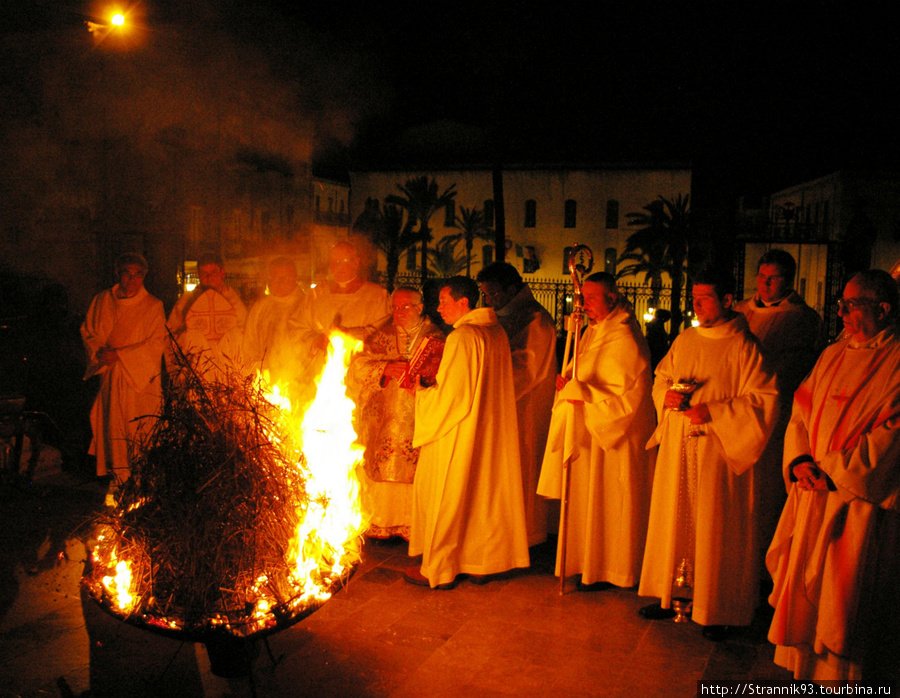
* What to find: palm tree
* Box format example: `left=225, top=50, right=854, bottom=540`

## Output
left=453, top=205, right=494, bottom=277
left=352, top=200, right=415, bottom=293
left=619, top=193, right=691, bottom=341
left=386, top=176, right=457, bottom=287
left=427, top=236, right=469, bottom=278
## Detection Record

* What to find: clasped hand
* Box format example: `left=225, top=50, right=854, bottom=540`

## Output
left=793, top=461, right=829, bottom=491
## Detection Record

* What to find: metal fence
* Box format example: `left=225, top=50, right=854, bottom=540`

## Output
left=376, top=273, right=676, bottom=336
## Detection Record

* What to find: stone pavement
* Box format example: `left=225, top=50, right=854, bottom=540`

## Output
left=1, top=459, right=793, bottom=697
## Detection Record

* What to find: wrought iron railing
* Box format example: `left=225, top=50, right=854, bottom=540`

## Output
left=375, top=272, right=676, bottom=335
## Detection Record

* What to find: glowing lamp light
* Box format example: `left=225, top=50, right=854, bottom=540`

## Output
left=111, top=13, right=125, bottom=26
left=184, top=282, right=197, bottom=292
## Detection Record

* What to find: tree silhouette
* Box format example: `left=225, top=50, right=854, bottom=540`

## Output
left=453, top=206, right=494, bottom=277
left=618, top=194, right=691, bottom=340
left=385, top=176, right=457, bottom=287
left=427, top=236, right=469, bottom=278
left=352, top=200, right=415, bottom=293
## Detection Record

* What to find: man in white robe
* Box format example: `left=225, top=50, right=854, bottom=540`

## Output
left=81, top=254, right=165, bottom=494
left=242, top=256, right=305, bottom=386
left=407, top=276, right=530, bottom=589
left=347, top=287, right=445, bottom=541
left=477, top=262, right=557, bottom=547
left=167, top=252, right=247, bottom=376
left=289, top=240, right=390, bottom=405
left=736, top=249, right=824, bottom=554
left=638, top=267, right=778, bottom=640
left=538, top=273, right=656, bottom=589
left=767, top=270, right=900, bottom=684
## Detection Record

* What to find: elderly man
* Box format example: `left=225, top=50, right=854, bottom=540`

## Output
left=242, top=256, right=305, bottom=386
left=477, top=262, right=557, bottom=547
left=81, top=253, right=165, bottom=498
left=538, top=272, right=656, bottom=590
left=736, top=249, right=824, bottom=553
left=767, top=270, right=900, bottom=684
left=347, top=286, right=445, bottom=541
left=167, top=251, right=247, bottom=374
left=406, top=276, right=530, bottom=589
left=292, top=240, right=390, bottom=351
left=638, top=267, right=779, bottom=641
left=290, top=241, right=390, bottom=405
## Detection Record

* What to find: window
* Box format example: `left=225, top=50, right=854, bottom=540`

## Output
left=189, top=206, right=204, bottom=245
left=605, top=200, right=619, bottom=229
left=562, top=246, right=573, bottom=275
left=406, top=245, right=417, bottom=271
left=604, top=247, right=617, bottom=274
left=564, top=199, right=577, bottom=228
left=524, top=199, right=537, bottom=228
left=482, top=244, right=494, bottom=267
left=484, top=200, right=495, bottom=227
left=444, top=200, right=456, bottom=227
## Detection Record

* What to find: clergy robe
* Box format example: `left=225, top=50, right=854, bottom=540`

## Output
left=767, top=326, right=900, bottom=683
left=411, top=307, right=530, bottom=587
left=242, top=285, right=305, bottom=385
left=347, top=317, right=445, bottom=541
left=537, top=304, right=656, bottom=586
left=737, top=291, right=824, bottom=549
left=496, top=284, right=557, bottom=546
left=167, top=285, right=247, bottom=375
left=638, top=313, right=779, bottom=626
left=81, top=285, right=165, bottom=480
left=289, top=279, right=390, bottom=405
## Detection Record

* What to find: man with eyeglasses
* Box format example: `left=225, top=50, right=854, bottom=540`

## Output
left=346, top=287, right=444, bottom=542
left=735, top=249, right=824, bottom=583
left=767, top=269, right=900, bottom=685
left=477, top=262, right=557, bottom=547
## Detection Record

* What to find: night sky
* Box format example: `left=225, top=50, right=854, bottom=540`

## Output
left=4, top=1, right=900, bottom=208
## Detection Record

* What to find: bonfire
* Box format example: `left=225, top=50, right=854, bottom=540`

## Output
left=83, top=332, right=367, bottom=640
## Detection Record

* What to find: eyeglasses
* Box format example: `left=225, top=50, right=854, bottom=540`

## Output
left=837, top=297, right=877, bottom=312
left=391, top=303, right=420, bottom=312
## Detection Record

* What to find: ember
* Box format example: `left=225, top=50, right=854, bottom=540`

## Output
left=83, top=331, right=366, bottom=639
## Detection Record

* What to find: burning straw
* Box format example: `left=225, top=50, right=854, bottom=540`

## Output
left=84, top=335, right=366, bottom=638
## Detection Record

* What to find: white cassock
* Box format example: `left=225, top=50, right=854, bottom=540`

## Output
left=411, top=307, right=530, bottom=587
left=736, top=291, right=824, bottom=549
left=289, top=279, right=390, bottom=405
left=167, top=286, right=247, bottom=375
left=638, top=313, right=778, bottom=626
left=538, top=304, right=656, bottom=586
left=767, top=326, right=900, bottom=683
left=496, top=285, right=557, bottom=547
left=81, top=285, right=166, bottom=480
left=291, top=279, right=390, bottom=348
left=242, top=285, right=305, bottom=385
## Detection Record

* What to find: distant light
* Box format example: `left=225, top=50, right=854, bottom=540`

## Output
left=111, top=13, right=125, bottom=26
left=185, top=282, right=197, bottom=292
left=309, top=283, right=317, bottom=289
left=643, top=312, right=655, bottom=322
left=691, top=318, right=700, bottom=327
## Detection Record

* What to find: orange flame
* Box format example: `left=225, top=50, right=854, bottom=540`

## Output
left=89, top=330, right=367, bottom=629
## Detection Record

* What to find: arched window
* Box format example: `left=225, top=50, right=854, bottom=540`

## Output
left=444, top=200, right=456, bottom=227
left=524, top=199, right=537, bottom=228
left=484, top=200, right=495, bottom=227
left=605, top=200, right=619, bottom=229
left=564, top=199, right=577, bottom=228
